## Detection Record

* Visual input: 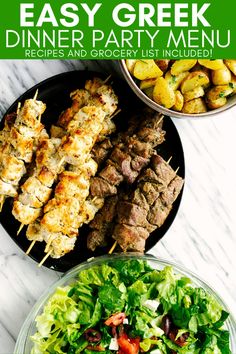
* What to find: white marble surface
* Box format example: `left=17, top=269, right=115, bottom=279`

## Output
left=0, top=60, right=235, bottom=353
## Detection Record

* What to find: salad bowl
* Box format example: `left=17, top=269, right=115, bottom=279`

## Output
left=14, top=254, right=236, bottom=353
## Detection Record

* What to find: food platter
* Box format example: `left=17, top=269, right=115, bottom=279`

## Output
left=0, top=70, right=185, bottom=272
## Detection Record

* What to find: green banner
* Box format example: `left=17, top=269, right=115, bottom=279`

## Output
left=0, top=0, right=235, bottom=59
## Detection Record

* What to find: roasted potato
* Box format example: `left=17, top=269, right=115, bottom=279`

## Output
left=153, top=77, right=176, bottom=109
left=126, top=58, right=236, bottom=114
left=198, top=60, right=225, bottom=70
left=182, top=98, right=207, bottom=114
left=165, top=71, right=189, bottom=91
left=140, top=78, right=157, bottom=90
left=155, top=60, right=170, bottom=72
left=224, top=60, right=236, bottom=76
left=206, top=85, right=233, bottom=109
left=172, top=91, right=184, bottom=111
left=184, top=86, right=205, bottom=102
left=126, top=60, right=137, bottom=74
left=133, top=60, right=163, bottom=80
left=180, top=71, right=210, bottom=94
left=171, top=59, right=197, bottom=76
left=212, top=65, right=231, bottom=85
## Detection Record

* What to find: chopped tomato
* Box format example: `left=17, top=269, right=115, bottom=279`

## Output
left=105, top=312, right=126, bottom=326
left=118, top=334, right=140, bottom=354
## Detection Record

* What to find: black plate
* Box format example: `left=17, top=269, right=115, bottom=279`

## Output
left=0, top=70, right=185, bottom=272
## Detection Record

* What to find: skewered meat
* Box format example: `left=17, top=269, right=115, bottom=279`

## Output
left=87, top=196, right=118, bottom=251
left=90, top=111, right=165, bottom=198
left=25, top=79, right=118, bottom=259
left=87, top=155, right=184, bottom=252
left=0, top=98, right=46, bottom=204
left=112, top=156, right=184, bottom=252
left=13, top=78, right=118, bottom=227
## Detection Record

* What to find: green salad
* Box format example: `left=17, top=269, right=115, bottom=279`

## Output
left=31, top=259, right=231, bottom=354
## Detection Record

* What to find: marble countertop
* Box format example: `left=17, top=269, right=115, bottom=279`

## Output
left=0, top=60, right=235, bottom=353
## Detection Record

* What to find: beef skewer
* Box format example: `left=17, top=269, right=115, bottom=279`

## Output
left=0, top=93, right=46, bottom=210
left=112, top=155, right=184, bottom=253
left=89, top=111, right=165, bottom=199
left=87, top=155, right=183, bottom=252
left=85, top=111, right=165, bottom=250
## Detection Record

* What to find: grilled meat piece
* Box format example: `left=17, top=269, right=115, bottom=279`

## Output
left=88, top=154, right=183, bottom=253
left=92, top=138, right=113, bottom=165
left=112, top=157, right=184, bottom=252
left=90, top=177, right=117, bottom=197
left=87, top=196, right=118, bottom=251
left=89, top=112, right=165, bottom=198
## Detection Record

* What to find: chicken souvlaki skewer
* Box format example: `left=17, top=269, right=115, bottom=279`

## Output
left=0, top=94, right=47, bottom=211
left=13, top=78, right=119, bottom=235
left=12, top=86, right=91, bottom=231
left=26, top=82, right=118, bottom=262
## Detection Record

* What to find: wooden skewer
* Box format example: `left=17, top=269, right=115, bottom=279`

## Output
left=108, top=240, right=117, bottom=254
left=157, top=115, right=164, bottom=125
left=110, top=109, right=121, bottom=120
left=38, top=114, right=41, bottom=123
left=0, top=195, right=5, bottom=212
left=58, top=156, right=65, bottom=169
left=17, top=223, right=25, bottom=236
left=45, top=237, right=53, bottom=253
left=175, top=167, right=180, bottom=174
left=26, top=240, right=36, bottom=255
left=38, top=250, right=52, bottom=268
left=16, top=102, right=21, bottom=115
left=167, top=156, right=172, bottom=164
left=33, top=89, right=38, bottom=101
left=102, top=75, right=112, bottom=85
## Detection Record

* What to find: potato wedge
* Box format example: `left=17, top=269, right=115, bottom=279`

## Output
left=140, top=78, right=157, bottom=90
left=153, top=77, right=176, bottom=108
left=171, top=60, right=197, bottom=76
left=155, top=60, right=170, bottom=72
left=212, top=65, right=231, bottom=85
left=206, top=85, right=233, bottom=108
left=180, top=71, right=210, bottom=94
left=184, top=86, right=205, bottom=102
left=198, top=59, right=225, bottom=70
left=172, top=91, right=184, bottom=111
left=224, top=60, right=236, bottom=76
left=182, top=98, right=207, bottom=114
left=125, top=60, right=137, bottom=74
left=133, top=60, right=163, bottom=80
left=143, top=87, right=154, bottom=99
left=165, top=70, right=189, bottom=91
left=206, top=85, right=233, bottom=109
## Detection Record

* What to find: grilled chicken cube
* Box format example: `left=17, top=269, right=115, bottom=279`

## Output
left=0, top=155, right=26, bottom=185
left=15, top=99, right=46, bottom=128
left=9, top=127, right=34, bottom=163
left=47, top=235, right=77, bottom=259
left=26, top=221, right=45, bottom=242
left=42, top=197, right=80, bottom=237
left=21, top=177, right=52, bottom=204
left=0, top=179, right=17, bottom=197
left=55, top=172, right=90, bottom=200
left=12, top=201, right=41, bottom=224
